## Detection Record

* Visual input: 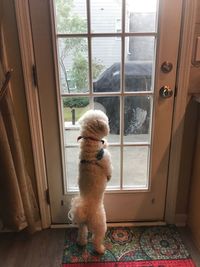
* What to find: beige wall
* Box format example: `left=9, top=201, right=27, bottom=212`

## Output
left=188, top=107, right=200, bottom=250
left=176, top=100, right=198, bottom=214
left=188, top=1, right=200, bottom=95
left=176, top=0, right=200, bottom=215
left=187, top=0, right=200, bottom=249
left=2, top=0, right=36, bottom=193
left=175, top=0, right=200, bottom=248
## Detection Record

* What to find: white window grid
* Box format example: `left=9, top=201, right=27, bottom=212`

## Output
left=53, top=0, right=158, bottom=192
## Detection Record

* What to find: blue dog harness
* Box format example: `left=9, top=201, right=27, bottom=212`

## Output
left=77, top=135, right=105, bottom=166
left=80, top=148, right=104, bottom=165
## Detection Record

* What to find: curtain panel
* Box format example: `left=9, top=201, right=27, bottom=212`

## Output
left=0, top=7, right=40, bottom=232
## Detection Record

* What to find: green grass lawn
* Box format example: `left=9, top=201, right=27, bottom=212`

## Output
left=63, top=106, right=89, bottom=122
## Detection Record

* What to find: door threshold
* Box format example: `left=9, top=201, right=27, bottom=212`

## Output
left=51, top=221, right=166, bottom=229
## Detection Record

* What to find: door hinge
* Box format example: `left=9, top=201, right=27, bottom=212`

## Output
left=45, top=189, right=50, bottom=205
left=32, top=65, right=38, bottom=87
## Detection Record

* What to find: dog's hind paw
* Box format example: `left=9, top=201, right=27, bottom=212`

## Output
left=77, top=238, right=88, bottom=246
left=95, top=244, right=105, bottom=254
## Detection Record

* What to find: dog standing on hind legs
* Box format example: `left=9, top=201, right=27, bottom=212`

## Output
left=68, top=109, right=112, bottom=254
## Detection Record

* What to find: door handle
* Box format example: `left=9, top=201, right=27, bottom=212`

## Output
left=159, top=86, right=173, bottom=98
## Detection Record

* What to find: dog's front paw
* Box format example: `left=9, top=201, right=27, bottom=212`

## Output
left=95, top=244, right=106, bottom=254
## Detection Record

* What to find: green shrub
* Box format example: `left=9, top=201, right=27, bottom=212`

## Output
left=63, top=97, right=89, bottom=108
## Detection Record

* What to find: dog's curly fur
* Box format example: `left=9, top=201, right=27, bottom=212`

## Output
left=68, top=110, right=112, bottom=254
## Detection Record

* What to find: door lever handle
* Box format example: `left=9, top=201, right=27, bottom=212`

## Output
left=159, top=86, right=173, bottom=98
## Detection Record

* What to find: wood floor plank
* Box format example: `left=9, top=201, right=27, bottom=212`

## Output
left=0, top=229, right=65, bottom=267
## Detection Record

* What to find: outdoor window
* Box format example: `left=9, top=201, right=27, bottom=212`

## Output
left=53, top=0, right=158, bottom=192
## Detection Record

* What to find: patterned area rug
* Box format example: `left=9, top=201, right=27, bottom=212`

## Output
left=62, top=225, right=196, bottom=267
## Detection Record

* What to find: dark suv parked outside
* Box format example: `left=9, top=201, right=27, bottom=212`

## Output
left=93, top=61, right=152, bottom=135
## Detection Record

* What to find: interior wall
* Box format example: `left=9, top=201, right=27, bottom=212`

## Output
left=176, top=0, right=200, bottom=217
left=188, top=1, right=200, bottom=95
left=188, top=106, right=200, bottom=250
left=176, top=100, right=198, bottom=215
left=187, top=0, right=200, bottom=250
left=1, top=0, right=36, bottom=193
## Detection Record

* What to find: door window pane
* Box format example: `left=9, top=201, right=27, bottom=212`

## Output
left=124, top=61, right=153, bottom=92
left=65, top=147, right=79, bottom=191
left=63, top=96, right=90, bottom=145
left=55, top=0, right=87, bottom=34
left=106, top=146, right=120, bottom=189
left=92, top=37, right=121, bottom=93
left=126, top=0, right=158, bottom=33
left=90, top=0, right=122, bottom=33
left=123, top=146, right=149, bottom=189
left=58, top=38, right=89, bottom=94
left=94, top=96, right=120, bottom=142
left=126, top=36, right=155, bottom=62
left=124, top=96, right=152, bottom=142
left=125, top=37, right=155, bottom=92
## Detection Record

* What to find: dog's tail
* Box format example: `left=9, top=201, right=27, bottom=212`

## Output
left=68, top=196, right=87, bottom=224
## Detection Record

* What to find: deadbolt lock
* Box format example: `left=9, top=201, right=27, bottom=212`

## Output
left=159, top=85, right=173, bottom=98
left=161, top=61, right=173, bottom=73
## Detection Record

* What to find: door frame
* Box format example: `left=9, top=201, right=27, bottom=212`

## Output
left=165, top=0, right=197, bottom=224
left=14, top=0, right=197, bottom=228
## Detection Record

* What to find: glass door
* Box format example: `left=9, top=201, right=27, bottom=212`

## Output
left=28, top=0, right=183, bottom=223
left=55, top=0, right=156, bottom=193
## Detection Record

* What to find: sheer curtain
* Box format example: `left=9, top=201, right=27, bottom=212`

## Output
left=0, top=8, right=40, bottom=232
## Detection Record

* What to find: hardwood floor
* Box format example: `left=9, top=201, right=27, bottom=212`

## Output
left=0, top=227, right=199, bottom=267
left=0, top=229, right=65, bottom=267
left=179, top=227, right=200, bottom=267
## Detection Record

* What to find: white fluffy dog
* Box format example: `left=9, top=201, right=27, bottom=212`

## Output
left=68, top=109, right=112, bottom=254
